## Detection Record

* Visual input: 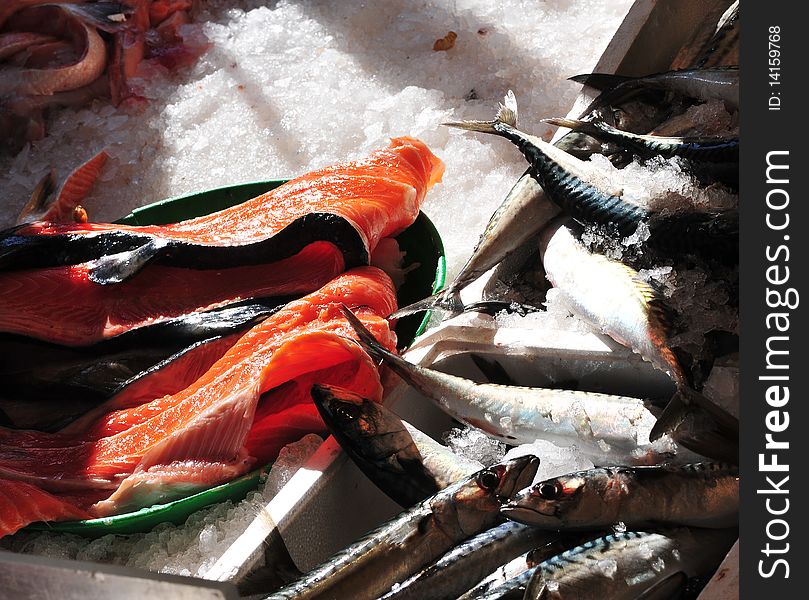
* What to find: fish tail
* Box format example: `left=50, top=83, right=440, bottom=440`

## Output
left=568, top=73, right=635, bottom=90
left=650, top=388, right=739, bottom=464
left=542, top=117, right=601, bottom=137
left=340, top=304, right=398, bottom=364
left=444, top=90, right=518, bottom=134
left=387, top=290, right=464, bottom=320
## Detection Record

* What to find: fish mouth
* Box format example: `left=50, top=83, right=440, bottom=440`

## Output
left=500, top=503, right=559, bottom=527
left=310, top=383, right=339, bottom=409
left=497, top=455, right=540, bottom=500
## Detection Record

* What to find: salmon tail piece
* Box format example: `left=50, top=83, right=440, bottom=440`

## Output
left=444, top=90, right=518, bottom=134
left=388, top=289, right=464, bottom=320
left=650, top=388, right=739, bottom=464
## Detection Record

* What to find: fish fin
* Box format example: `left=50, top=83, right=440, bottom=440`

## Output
left=444, top=90, right=518, bottom=133
left=16, top=170, right=56, bottom=224
left=388, top=290, right=464, bottom=319
left=87, top=239, right=166, bottom=284
left=635, top=572, right=688, bottom=600
left=60, top=2, right=133, bottom=33
left=341, top=304, right=396, bottom=364
left=628, top=271, right=676, bottom=333
left=568, top=72, right=635, bottom=90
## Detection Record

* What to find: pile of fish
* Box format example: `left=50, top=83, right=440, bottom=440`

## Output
left=0, top=0, right=209, bottom=154
left=251, top=5, right=740, bottom=599
left=0, top=136, right=445, bottom=537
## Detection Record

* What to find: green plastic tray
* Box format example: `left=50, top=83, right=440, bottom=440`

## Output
left=25, top=179, right=445, bottom=537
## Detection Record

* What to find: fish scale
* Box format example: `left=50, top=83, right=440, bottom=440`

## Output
left=521, top=529, right=736, bottom=600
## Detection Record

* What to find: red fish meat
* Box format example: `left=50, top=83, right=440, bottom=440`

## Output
left=0, top=137, right=445, bottom=282
left=0, top=267, right=396, bottom=536
left=0, top=240, right=345, bottom=345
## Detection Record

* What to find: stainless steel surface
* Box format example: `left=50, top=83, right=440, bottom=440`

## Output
left=0, top=551, right=238, bottom=600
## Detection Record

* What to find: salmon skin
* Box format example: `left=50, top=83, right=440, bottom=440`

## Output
left=0, top=267, right=397, bottom=537
left=0, top=241, right=339, bottom=346
left=0, top=137, right=444, bottom=284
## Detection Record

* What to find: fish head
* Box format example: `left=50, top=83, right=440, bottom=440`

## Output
left=433, top=455, right=540, bottom=537
left=310, top=384, right=414, bottom=460
left=501, top=473, right=588, bottom=528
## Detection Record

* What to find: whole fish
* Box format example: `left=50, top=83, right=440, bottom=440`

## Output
left=311, top=383, right=481, bottom=507
left=571, top=66, right=739, bottom=115
left=543, top=117, right=738, bottom=165
left=341, top=305, right=695, bottom=466
left=263, top=455, right=539, bottom=600
left=503, top=462, right=739, bottom=530
left=378, top=521, right=553, bottom=600
left=456, top=551, right=536, bottom=600
left=390, top=170, right=559, bottom=319
left=543, top=117, right=738, bottom=190
left=540, top=220, right=683, bottom=387
left=539, top=219, right=739, bottom=463
left=521, top=528, right=737, bottom=600
left=445, top=92, right=738, bottom=258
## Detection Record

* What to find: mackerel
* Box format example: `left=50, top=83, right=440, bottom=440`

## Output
left=503, top=462, right=739, bottom=530
left=341, top=306, right=695, bottom=466
left=539, top=220, right=739, bottom=462
left=262, top=455, right=538, bottom=600
left=571, top=67, right=739, bottom=114
left=521, top=528, right=736, bottom=600
left=311, top=383, right=481, bottom=507
left=378, top=521, right=552, bottom=600
left=445, top=92, right=737, bottom=258
left=543, top=117, right=738, bottom=164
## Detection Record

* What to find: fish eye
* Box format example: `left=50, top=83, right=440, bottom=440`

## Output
left=477, top=469, right=501, bottom=490
left=536, top=481, right=562, bottom=500
left=334, top=403, right=361, bottom=421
